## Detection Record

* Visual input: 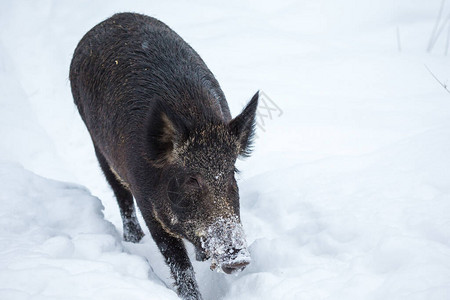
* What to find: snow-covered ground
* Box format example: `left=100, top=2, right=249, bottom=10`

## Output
left=1, top=1, right=450, bottom=299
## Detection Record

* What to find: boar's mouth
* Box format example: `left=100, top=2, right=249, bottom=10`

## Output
left=210, top=247, right=251, bottom=274
left=199, top=217, right=251, bottom=274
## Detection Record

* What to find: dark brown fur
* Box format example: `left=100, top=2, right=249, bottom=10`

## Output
left=70, top=12, right=258, bottom=300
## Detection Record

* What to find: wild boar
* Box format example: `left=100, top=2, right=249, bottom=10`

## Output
left=69, top=12, right=258, bottom=300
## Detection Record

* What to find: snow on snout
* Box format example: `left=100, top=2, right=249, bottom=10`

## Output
left=200, top=217, right=251, bottom=274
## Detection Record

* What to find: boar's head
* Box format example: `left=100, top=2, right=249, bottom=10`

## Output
left=146, top=92, right=258, bottom=274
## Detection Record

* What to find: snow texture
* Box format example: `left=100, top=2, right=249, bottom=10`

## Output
left=1, top=0, right=450, bottom=299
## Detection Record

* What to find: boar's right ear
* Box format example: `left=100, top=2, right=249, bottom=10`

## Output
left=146, top=100, right=189, bottom=165
left=229, top=91, right=259, bottom=157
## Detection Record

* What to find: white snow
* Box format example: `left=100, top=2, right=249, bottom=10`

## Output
left=0, top=162, right=177, bottom=300
left=1, top=0, right=450, bottom=299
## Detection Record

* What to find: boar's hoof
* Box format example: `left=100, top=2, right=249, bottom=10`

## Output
left=195, top=247, right=208, bottom=262
left=123, top=222, right=145, bottom=243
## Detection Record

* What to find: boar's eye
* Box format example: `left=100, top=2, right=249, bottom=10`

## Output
left=185, top=176, right=201, bottom=189
left=168, top=176, right=193, bottom=208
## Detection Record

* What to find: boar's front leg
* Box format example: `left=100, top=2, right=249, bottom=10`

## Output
left=94, top=146, right=145, bottom=243
left=146, top=214, right=203, bottom=300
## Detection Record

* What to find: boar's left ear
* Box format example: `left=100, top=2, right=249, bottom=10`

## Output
left=229, top=91, right=259, bottom=157
left=146, top=99, right=190, bottom=165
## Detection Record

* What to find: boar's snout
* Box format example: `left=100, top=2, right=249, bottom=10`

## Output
left=220, top=248, right=251, bottom=274
left=199, top=217, right=251, bottom=274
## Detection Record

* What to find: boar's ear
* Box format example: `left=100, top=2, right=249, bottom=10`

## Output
left=146, top=100, right=190, bottom=165
left=229, top=91, right=259, bottom=157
